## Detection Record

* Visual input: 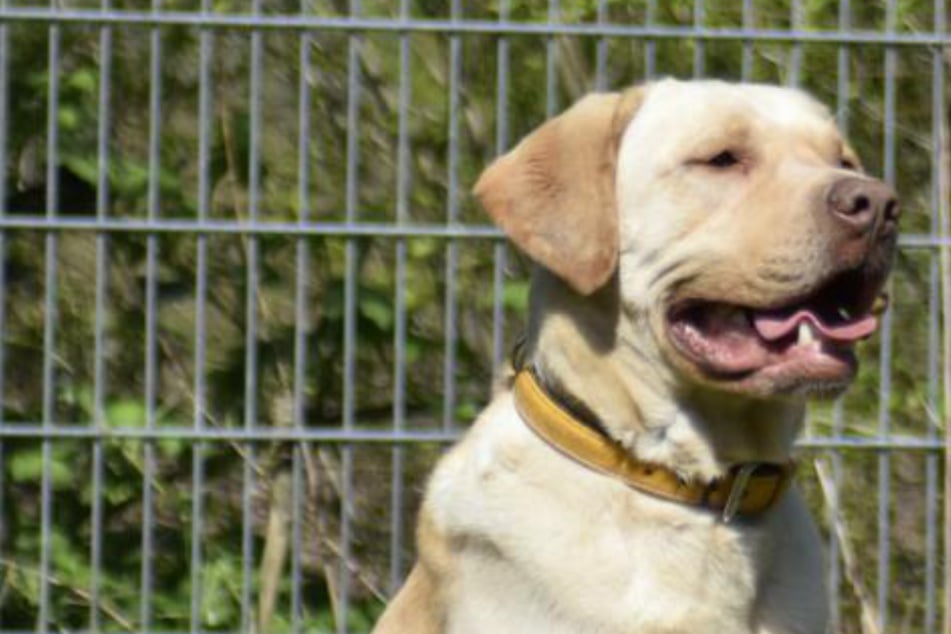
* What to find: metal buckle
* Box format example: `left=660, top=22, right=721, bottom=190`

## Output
left=722, top=463, right=759, bottom=523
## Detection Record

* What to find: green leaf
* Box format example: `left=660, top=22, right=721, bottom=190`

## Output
left=503, top=280, right=530, bottom=312
left=201, top=557, right=241, bottom=627
left=360, top=293, right=394, bottom=331
left=103, top=478, right=137, bottom=505
left=454, top=400, right=480, bottom=423
left=107, top=399, right=147, bottom=428
left=409, top=238, right=440, bottom=259
left=57, top=106, right=80, bottom=131
left=9, top=447, right=74, bottom=488
left=66, top=68, right=98, bottom=94
left=158, top=437, right=187, bottom=459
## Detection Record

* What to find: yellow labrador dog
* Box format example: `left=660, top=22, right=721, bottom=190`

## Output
left=374, top=79, right=899, bottom=634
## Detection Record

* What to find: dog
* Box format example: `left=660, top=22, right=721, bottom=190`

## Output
left=373, top=78, right=899, bottom=634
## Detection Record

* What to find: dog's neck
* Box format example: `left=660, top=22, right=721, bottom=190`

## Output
left=524, top=269, right=805, bottom=483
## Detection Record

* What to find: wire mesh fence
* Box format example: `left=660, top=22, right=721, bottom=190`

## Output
left=0, top=0, right=947, bottom=632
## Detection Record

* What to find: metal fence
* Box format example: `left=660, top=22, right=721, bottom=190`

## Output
left=0, top=0, right=947, bottom=632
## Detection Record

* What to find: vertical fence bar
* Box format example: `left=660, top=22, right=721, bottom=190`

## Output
left=242, top=0, right=263, bottom=628
left=190, top=0, right=214, bottom=629
left=877, top=2, right=898, bottom=629
left=937, top=4, right=951, bottom=633
left=291, top=1, right=312, bottom=627
left=0, top=0, right=9, bottom=620
left=645, top=0, right=656, bottom=79
left=828, top=3, right=851, bottom=630
left=595, top=0, right=608, bottom=90
left=291, top=426, right=305, bottom=631
left=788, top=0, right=802, bottom=87
left=926, top=2, right=943, bottom=623
left=340, top=0, right=362, bottom=628
left=140, top=0, right=164, bottom=625
left=39, top=6, right=62, bottom=629
left=389, top=0, right=411, bottom=596
left=741, top=0, right=753, bottom=80
left=491, top=0, right=510, bottom=379
left=442, top=0, right=461, bottom=432
left=90, top=0, right=113, bottom=628
left=693, top=0, right=705, bottom=77
left=545, top=0, right=559, bottom=116
left=928, top=7, right=947, bottom=634
left=545, top=2, right=557, bottom=149
left=827, top=374, right=846, bottom=620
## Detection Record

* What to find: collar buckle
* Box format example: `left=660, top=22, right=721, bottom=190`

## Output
left=721, top=463, right=759, bottom=523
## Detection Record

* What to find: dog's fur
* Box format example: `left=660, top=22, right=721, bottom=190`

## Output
left=373, top=79, right=898, bottom=634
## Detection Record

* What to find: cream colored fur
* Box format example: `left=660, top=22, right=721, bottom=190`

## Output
left=373, top=79, right=893, bottom=634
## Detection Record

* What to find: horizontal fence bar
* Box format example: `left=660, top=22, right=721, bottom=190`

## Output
left=0, top=424, right=459, bottom=443
left=0, top=423, right=943, bottom=450
left=0, top=628, right=253, bottom=634
left=0, top=9, right=949, bottom=46
left=0, top=216, right=504, bottom=239
left=0, top=216, right=945, bottom=248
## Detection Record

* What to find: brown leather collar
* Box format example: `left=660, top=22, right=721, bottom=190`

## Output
left=513, top=369, right=795, bottom=522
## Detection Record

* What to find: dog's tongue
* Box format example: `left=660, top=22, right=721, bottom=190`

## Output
left=752, top=310, right=878, bottom=343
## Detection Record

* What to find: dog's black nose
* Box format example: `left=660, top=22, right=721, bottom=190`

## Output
left=827, top=177, right=899, bottom=235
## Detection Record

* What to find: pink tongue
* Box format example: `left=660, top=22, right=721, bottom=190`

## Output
left=752, top=310, right=878, bottom=343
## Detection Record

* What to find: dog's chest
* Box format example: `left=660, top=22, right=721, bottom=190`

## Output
left=431, top=403, right=766, bottom=633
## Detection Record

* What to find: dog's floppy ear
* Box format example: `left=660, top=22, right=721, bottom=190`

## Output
left=474, top=88, right=645, bottom=295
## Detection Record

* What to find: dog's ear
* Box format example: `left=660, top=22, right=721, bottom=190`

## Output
left=474, top=88, right=645, bottom=295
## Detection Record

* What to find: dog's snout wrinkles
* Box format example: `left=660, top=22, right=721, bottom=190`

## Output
left=827, top=177, right=899, bottom=234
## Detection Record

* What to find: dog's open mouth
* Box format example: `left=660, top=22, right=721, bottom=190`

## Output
left=667, top=268, right=886, bottom=379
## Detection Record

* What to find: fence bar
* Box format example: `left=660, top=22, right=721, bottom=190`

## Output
left=388, top=0, right=412, bottom=596
left=938, top=0, right=951, bottom=631
left=140, top=0, right=165, bottom=624
left=240, top=0, right=263, bottom=627
left=787, top=0, right=802, bottom=86
left=645, top=0, right=656, bottom=79
left=490, top=0, right=511, bottom=383
left=927, top=4, right=947, bottom=632
left=339, top=0, right=362, bottom=627
left=0, top=216, right=943, bottom=248
left=876, top=2, right=899, bottom=625
left=291, top=0, right=313, bottom=626
left=545, top=0, right=559, bottom=115
left=0, top=0, right=8, bottom=625
left=926, top=16, right=942, bottom=630
left=441, top=0, right=462, bottom=433
left=38, top=9, right=62, bottom=629
left=90, top=0, right=113, bottom=627
left=0, top=215, right=506, bottom=238
left=692, top=0, right=704, bottom=77
left=827, top=2, right=850, bottom=627
left=0, top=424, right=942, bottom=450
left=0, top=9, right=949, bottom=45
left=740, top=0, right=752, bottom=81
left=594, top=0, right=607, bottom=89
left=190, top=0, right=214, bottom=629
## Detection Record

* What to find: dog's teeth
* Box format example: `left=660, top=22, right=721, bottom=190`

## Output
left=797, top=322, right=815, bottom=345
left=837, top=307, right=851, bottom=320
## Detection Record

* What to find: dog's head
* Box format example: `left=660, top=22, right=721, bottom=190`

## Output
left=476, top=79, right=899, bottom=400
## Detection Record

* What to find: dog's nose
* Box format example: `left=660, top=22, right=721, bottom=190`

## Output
left=826, top=177, right=900, bottom=235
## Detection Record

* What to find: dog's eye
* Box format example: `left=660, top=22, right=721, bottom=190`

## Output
left=707, top=150, right=739, bottom=168
left=839, top=158, right=858, bottom=170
